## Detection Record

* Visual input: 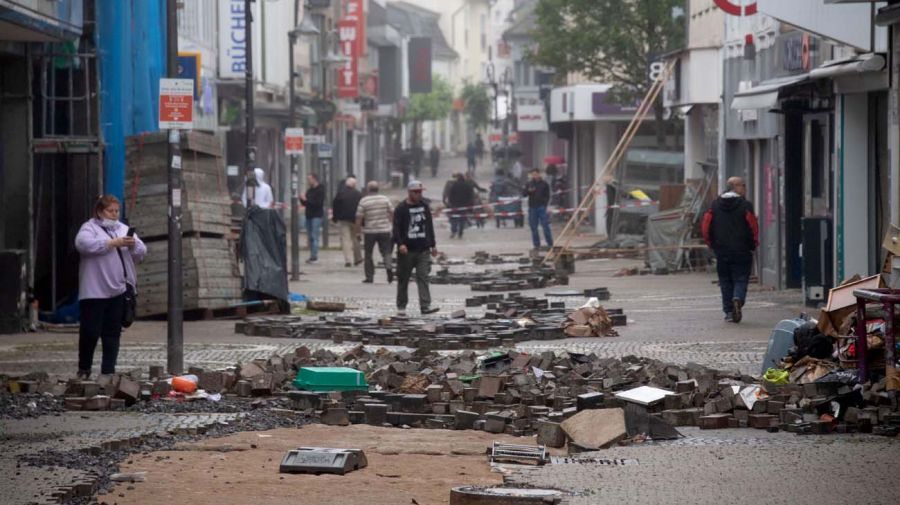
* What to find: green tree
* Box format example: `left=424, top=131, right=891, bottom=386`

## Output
left=530, top=0, right=685, bottom=146
left=459, top=81, right=491, bottom=132
left=404, top=75, right=453, bottom=148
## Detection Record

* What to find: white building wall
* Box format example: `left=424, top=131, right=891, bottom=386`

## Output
left=758, top=0, right=886, bottom=52
left=593, top=122, right=617, bottom=235
left=838, top=93, right=871, bottom=279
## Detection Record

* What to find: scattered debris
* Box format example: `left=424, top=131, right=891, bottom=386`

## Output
left=279, top=447, right=368, bottom=475
left=560, top=408, right=627, bottom=450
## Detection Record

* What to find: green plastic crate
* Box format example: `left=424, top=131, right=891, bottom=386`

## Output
left=293, top=367, right=368, bottom=392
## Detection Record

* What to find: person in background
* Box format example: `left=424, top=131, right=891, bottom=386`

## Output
left=475, top=133, right=485, bottom=163
left=299, top=173, right=325, bottom=263
left=75, top=195, right=147, bottom=379
left=356, top=181, right=394, bottom=284
left=465, top=172, right=489, bottom=229
left=393, top=180, right=439, bottom=315
left=332, top=177, right=363, bottom=267
left=546, top=163, right=559, bottom=205
left=523, top=168, right=553, bottom=250
left=446, top=173, right=473, bottom=239
left=241, top=167, right=275, bottom=208
left=466, top=142, right=477, bottom=174
left=702, top=176, right=758, bottom=323
left=429, top=144, right=441, bottom=178
left=511, top=158, right=524, bottom=183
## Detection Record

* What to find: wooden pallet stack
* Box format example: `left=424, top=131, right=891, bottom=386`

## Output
left=125, top=131, right=243, bottom=318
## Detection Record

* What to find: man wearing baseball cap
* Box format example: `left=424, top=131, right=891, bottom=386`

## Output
left=392, top=180, right=439, bottom=315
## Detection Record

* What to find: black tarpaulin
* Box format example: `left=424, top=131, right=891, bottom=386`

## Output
left=240, top=207, right=288, bottom=304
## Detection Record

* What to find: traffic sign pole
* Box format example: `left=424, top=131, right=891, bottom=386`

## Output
left=165, top=0, right=183, bottom=375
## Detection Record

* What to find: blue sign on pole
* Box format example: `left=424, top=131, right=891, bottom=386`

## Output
left=176, top=52, right=201, bottom=99
left=318, top=143, right=333, bottom=158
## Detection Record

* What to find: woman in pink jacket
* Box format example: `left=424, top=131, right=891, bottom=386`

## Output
left=74, top=195, right=146, bottom=379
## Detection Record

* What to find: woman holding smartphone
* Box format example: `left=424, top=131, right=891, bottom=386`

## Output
left=74, top=195, right=146, bottom=379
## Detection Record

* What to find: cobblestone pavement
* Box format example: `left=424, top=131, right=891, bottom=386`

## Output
left=506, top=428, right=900, bottom=505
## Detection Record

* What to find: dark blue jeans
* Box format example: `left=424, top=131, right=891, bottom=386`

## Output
left=306, top=217, right=322, bottom=260
left=528, top=206, right=553, bottom=248
left=716, top=251, right=752, bottom=314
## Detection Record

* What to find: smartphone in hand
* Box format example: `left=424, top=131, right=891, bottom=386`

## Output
left=126, top=227, right=136, bottom=237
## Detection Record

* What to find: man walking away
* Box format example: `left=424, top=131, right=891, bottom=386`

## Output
left=357, top=181, right=394, bottom=284
left=429, top=145, right=441, bottom=178
left=523, top=168, right=553, bottom=249
left=702, top=176, right=759, bottom=323
left=447, top=173, right=474, bottom=239
left=466, top=142, right=477, bottom=174
left=393, top=180, right=439, bottom=315
left=299, top=173, right=325, bottom=263
left=333, top=177, right=363, bottom=267
left=475, top=133, right=485, bottom=163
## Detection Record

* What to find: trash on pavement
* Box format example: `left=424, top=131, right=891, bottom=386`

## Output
left=171, top=374, right=198, bottom=394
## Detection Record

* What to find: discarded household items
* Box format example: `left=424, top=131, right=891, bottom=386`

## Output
left=760, top=316, right=812, bottom=375
left=279, top=447, right=368, bottom=475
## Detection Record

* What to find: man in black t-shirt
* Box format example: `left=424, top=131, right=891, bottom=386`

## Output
left=392, top=180, right=439, bottom=315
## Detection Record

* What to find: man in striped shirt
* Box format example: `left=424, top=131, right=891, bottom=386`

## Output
left=356, top=181, right=395, bottom=284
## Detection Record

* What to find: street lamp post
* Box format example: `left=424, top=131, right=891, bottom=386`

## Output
left=288, top=2, right=320, bottom=281
left=320, top=31, right=346, bottom=250
left=245, top=0, right=256, bottom=184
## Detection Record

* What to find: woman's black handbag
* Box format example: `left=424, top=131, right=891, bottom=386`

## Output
left=121, top=282, right=136, bottom=328
left=105, top=228, right=137, bottom=328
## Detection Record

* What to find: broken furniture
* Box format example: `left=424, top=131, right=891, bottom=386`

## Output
left=852, top=288, right=900, bottom=389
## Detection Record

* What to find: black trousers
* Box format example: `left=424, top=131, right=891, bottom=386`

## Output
left=79, top=294, right=124, bottom=375
left=363, top=232, right=393, bottom=281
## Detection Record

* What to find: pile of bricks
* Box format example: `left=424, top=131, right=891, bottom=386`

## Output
left=236, top=294, right=626, bottom=348
left=430, top=264, right=568, bottom=292
left=6, top=346, right=898, bottom=438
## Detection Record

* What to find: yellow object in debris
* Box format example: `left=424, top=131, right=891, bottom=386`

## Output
left=763, top=368, right=789, bottom=385
left=629, top=189, right=651, bottom=201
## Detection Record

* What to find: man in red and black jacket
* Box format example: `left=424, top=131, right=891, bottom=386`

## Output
left=702, top=177, right=759, bottom=323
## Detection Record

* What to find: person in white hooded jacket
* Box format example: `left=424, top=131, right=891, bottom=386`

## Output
left=241, top=167, right=275, bottom=208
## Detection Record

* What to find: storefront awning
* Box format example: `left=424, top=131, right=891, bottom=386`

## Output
left=730, top=74, right=809, bottom=110
left=809, top=54, right=886, bottom=80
